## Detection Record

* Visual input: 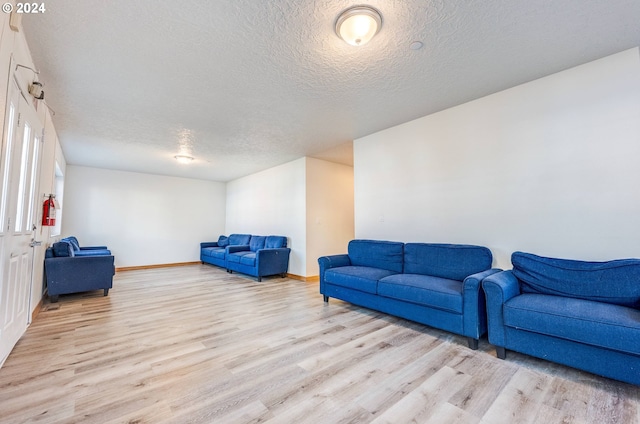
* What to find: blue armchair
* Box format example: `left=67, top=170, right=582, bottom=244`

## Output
left=45, top=242, right=115, bottom=302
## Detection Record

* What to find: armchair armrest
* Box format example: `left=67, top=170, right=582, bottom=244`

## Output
left=482, top=270, right=521, bottom=347
left=227, top=245, right=250, bottom=254
left=200, top=241, right=219, bottom=248
left=462, top=268, right=502, bottom=338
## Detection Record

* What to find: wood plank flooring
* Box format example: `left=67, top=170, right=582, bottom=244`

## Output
left=0, top=265, right=638, bottom=423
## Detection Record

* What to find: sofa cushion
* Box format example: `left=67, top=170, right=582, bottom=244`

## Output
left=378, top=274, right=463, bottom=313
left=512, top=252, right=640, bottom=308
left=265, top=236, right=286, bottom=248
left=240, top=252, right=257, bottom=266
left=250, top=236, right=266, bottom=252
left=227, top=251, right=253, bottom=264
left=325, top=266, right=398, bottom=294
left=217, top=235, right=229, bottom=247
left=348, top=240, right=404, bottom=273
left=52, top=242, right=74, bottom=257
left=63, top=237, right=80, bottom=251
left=201, top=247, right=226, bottom=259
left=504, top=293, right=640, bottom=355
left=228, top=233, right=251, bottom=245
left=404, top=243, right=492, bottom=281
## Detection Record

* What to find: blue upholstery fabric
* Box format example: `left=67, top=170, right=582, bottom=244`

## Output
left=324, top=266, right=398, bottom=294
left=217, top=235, right=229, bottom=247
left=504, top=294, right=640, bottom=355
left=378, top=274, right=463, bottom=313
left=483, top=251, right=640, bottom=386
left=250, top=236, right=266, bottom=252
left=53, top=242, right=74, bottom=257
left=228, top=234, right=251, bottom=246
left=265, top=236, right=287, bottom=248
left=45, top=247, right=115, bottom=301
left=404, top=243, right=492, bottom=281
left=512, top=251, right=640, bottom=308
left=319, top=239, right=498, bottom=346
left=348, top=240, right=404, bottom=273
left=73, top=249, right=112, bottom=256
left=202, top=234, right=290, bottom=280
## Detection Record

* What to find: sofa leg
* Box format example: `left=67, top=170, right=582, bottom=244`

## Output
left=467, top=337, right=479, bottom=350
left=50, top=295, right=59, bottom=303
left=103, top=288, right=109, bottom=296
left=258, top=277, right=262, bottom=282
left=281, top=273, right=286, bottom=278
left=323, top=295, right=329, bottom=303
left=496, top=347, right=507, bottom=359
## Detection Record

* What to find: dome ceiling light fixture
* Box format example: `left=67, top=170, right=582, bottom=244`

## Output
left=174, top=154, right=194, bottom=164
left=335, top=5, right=382, bottom=46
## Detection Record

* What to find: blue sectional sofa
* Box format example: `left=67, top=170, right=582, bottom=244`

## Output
left=319, top=240, right=499, bottom=349
left=201, top=234, right=291, bottom=281
left=483, top=251, right=640, bottom=385
left=45, top=241, right=115, bottom=302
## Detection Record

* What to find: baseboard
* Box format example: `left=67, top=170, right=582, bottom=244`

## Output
left=287, top=274, right=319, bottom=282
left=31, top=297, right=43, bottom=322
left=116, top=261, right=201, bottom=272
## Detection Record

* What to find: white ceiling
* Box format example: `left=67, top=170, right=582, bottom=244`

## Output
left=23, top=0, right=640, bottom=182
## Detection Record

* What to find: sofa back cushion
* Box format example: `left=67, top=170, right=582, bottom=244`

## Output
left=62, top=237, right=80, bottom=251
left=348, top=240, right=404, bottom=273
left=52, top=241, right=75, bottom=257
left=250, top=236, right=266, bottom=251
left=265, top=236, right=287, bottom=248
left=228, top=234, right=251, bottom=245
left=512, top=251, right=640, bottom=308
left=217, top=235, right=229, bottom=247
left=404, top=243, right=492, bottom=281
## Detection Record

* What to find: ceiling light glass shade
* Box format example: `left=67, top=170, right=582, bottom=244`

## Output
left=335, top=6, right=382, bottom=46
left=174, top=154, right=194, bottom=164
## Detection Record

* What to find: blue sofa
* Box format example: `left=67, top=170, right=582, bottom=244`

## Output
left=45, top=241, right=115, bottom=302
left=483, top=251, right=640, bottom=385
left=319, top=240, right=499, bottom=349
left=201, top=234, right=291, bottom=281
left=200, top=234, right=251, bottom=268
left=226, top=235, right=290, bottom=281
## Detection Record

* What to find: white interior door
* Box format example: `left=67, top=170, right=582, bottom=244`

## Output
left=0, top=74, right=43, bottom=366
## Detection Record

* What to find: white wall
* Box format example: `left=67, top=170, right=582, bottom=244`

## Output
left=225, top=158, right=307, bottom=276
left=62, top=166, right=226, bottom=268
left=355, top=48, right=640, bottom=269
left=306, top=157, right=354, bottom=276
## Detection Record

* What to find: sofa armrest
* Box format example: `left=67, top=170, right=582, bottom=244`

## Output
left=318, top=254, right=351, bottom=291
left=462, top=268, right=502, bottom=338
left=79, top=245, right=108, bottom=250
left=227, top=245, right=250, bottom=253
left=482, top=270, right=521, bottom=347
left=256, top=248, right=291, bottom=276
left=200, top=241, right=219, bottom=248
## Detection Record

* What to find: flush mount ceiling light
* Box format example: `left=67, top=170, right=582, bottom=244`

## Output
left=335, top=5, right=382, bottom=46
left=174, top=154, right=194, bottom=164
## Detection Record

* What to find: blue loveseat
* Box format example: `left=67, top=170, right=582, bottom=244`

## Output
left=201, top=234, right=290, bottom=281
left=483, top=251, right=640, bottom=385
left=319, top=240, right=499, bottom=349
left=45, top=241, right=115, bottom=302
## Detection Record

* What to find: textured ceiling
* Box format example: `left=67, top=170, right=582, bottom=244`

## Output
left=23, top=0, right=640, bottom=182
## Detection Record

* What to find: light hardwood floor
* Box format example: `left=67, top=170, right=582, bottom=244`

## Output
left=0, top=265, right=638, bottom=423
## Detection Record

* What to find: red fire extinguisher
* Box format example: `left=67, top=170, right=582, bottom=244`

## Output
left=42, top=195, right=56, bottom=226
